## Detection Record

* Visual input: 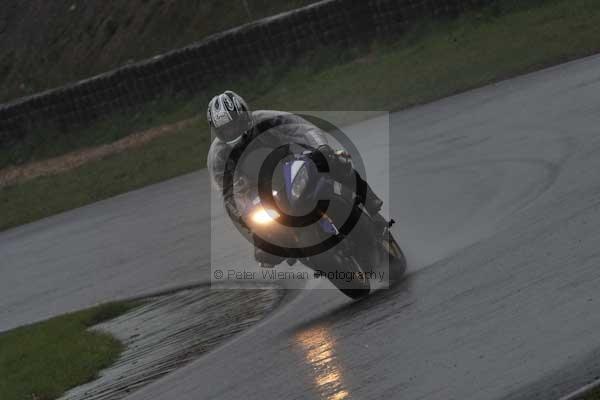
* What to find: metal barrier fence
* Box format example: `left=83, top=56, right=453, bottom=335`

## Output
left=0, top=0, right=493, bottom=145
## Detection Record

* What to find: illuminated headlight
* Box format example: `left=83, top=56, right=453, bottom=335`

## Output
left=291, top=165, right=309, bottom=201
left=251, top=207, right=280, bottom=225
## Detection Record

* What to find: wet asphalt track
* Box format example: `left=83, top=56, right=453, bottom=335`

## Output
left=3, top=54, right=600, bottom=399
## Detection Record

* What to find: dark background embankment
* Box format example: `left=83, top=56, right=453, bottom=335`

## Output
left=0, top=0, right=314, bottom=103
left=0, top=0, right=495, bottom=147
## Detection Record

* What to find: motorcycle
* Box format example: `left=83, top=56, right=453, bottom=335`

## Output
left=241, top=150, right=406, bottom=299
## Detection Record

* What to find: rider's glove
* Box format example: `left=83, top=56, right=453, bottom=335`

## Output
left=310, top=145, right=353, bottom=178
left=225, top=200, right=250, bottom=232
left=334, top=149, right=352, bottom=161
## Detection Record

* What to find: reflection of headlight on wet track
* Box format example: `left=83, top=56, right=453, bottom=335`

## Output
left=251, top=207, right=280, bottom=225
left=296, top=326, right=350, bottom=400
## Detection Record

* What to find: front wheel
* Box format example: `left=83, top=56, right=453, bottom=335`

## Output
left=337, top=257, right=371, bottom=300
left=311, top=253, right=371, bottom=300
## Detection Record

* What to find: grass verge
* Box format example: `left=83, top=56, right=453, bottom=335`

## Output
left=0, top=120, right=208, bottom=230
left=0, top=301, right=140, bottom=400
left=2, top=0, right=600, bottom=231
left=584, top=386, right=600, bottom=399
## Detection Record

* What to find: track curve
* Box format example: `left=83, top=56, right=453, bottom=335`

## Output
left=2, top=54, right=600, bottom=399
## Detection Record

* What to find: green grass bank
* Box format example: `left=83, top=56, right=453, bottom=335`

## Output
left=0, top=302, right=140, bottom=400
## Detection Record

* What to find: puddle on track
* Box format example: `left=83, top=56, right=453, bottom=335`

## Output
left=60, top=284, right=284, bottom=400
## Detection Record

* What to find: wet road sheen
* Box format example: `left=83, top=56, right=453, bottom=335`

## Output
left=3, top=54, right=600, bottom=399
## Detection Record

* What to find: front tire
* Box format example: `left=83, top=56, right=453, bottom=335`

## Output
left=337, top=259, right=371, bottom=300
left=311, top=253, right=371, bottom=300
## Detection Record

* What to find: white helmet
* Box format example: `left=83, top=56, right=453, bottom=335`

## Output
left=207, top=90, right=252, bottom=143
